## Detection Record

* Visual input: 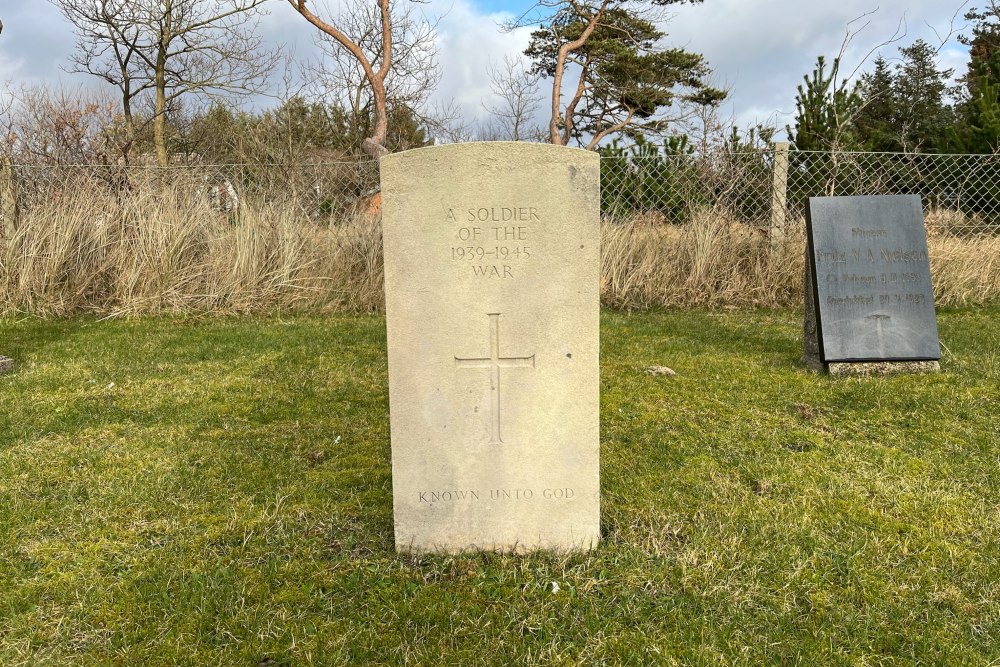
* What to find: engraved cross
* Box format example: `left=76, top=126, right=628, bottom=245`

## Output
left=865, top=313, right=892, bottom=357
left=455, top=313, right=535, bottom=445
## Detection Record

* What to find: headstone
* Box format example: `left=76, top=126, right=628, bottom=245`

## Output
left=803, top=195, right=941, bottom=376
left=381, top=142, right=601, bottom=553
left=0, top=356, right=13, bottom=375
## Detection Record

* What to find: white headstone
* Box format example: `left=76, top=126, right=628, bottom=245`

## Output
left=381, top=142, right=601, bottom=553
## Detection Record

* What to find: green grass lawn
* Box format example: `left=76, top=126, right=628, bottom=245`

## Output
left=1, top=310, right=998, bottom=666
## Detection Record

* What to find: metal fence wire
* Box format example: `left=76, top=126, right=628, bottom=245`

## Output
left=599, top=148, right=1000, bottom=237
left=599, top=148, right=776, bottom=226
left=3, top=149, right=1000, bottom=239
left=0, top=161, right=383, bottom=229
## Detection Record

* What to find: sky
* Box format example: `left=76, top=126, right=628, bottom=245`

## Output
left=0, top=0, right=977, bottom=141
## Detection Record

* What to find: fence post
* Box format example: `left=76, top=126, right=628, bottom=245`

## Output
left=0, top=157, right=19, bottom=240
left=0, top=158, right=15, bottom=371
left=769, top=142, right=790, bottom=246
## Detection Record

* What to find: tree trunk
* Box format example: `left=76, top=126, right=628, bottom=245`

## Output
left=548, top=64, right=566, bottom=144
left=364, top=76, right=389, bottom=158
left=154, top=84, right=167, bottom=166
left=286, top=0, right=390, bottom=159
left=547, top=3, right=607, bottom=145
left=123, top=110, right=135, bottom=152
left=154, top=0, right=172, bottom=167
left=122, top=83, right=135, bottom=162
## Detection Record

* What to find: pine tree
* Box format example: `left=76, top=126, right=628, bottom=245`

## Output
left=891, top=40, right=954, bottom=153
left=524, top=2, right=725, bottom=148
left=853, top=56, right=899, bottom=151
left=953, top=6, right=1000, bottom=152
left=958, top=4, right=1000, bottom=100
left=788, top=56, right=861, bottom=152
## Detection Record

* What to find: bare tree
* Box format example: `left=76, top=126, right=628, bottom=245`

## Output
left=1, top=85, right=121, bottom=164
left=0, top=157, right=17, bottom=242
left=307, top=0, right=439, bottom=147
left=50, top=0, right=278, bottom=165
left=52, top=0, right=148, bottom=159
left=483, top=55, right=544, bottom=141
left=0, top=85, right=15, bottom=158
left=289, top=0, right=423, bottom=157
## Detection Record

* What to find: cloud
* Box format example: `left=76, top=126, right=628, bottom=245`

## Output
left=257, top=0, right=540, bottom=134
left=428, top=1, right=536, bottom=124
left=666, top=0, right=972, bottom=134
left=234, top=0, right=535, bottom=131
left=0, top=0, right=973, bottom=141
left=0, top=0, right=77, bottom=84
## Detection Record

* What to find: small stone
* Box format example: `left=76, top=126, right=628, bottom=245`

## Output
left=0, top=356, right=13, bottom=375
left=646, top=365, right=677, bottom=377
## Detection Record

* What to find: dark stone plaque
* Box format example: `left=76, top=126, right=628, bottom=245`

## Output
left=806, top=195, right=940, bottom=363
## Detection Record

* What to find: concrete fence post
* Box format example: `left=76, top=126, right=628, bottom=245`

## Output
left=0, top=158, right=14, bottom=374
left=0, top=157, right=19, bottom=240
left=769, top=142, right=790, bottom=246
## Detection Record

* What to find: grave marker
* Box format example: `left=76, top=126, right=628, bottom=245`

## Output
left=381, top=142, right=601, bottom=553
left=803, top=195, right=941, bottom=376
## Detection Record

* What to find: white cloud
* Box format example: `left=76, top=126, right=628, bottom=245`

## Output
left=0, top=0, right=974, bottom=141
left=0, top=0, right=77, bottom=85
left=429, top=1, right=536, bottom=123
left=0, top=51, right=24, bottom=87
left=666, top=0, right=972, bottom=135
left=255, top=0, right=535, bottom=131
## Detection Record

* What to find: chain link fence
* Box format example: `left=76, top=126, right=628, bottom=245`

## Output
left=4, top=149, right=1000, bottom=238
left=599, top=147, right=1000, bottom=238
left=599, top=148, right=776, bottom=227
left=0, top=160, right=382, bottom=232
left=2, top=148, right=999, bottom=314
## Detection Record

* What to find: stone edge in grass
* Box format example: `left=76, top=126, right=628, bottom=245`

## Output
left=0, top=356, right=13, bottom=375
left=800, top=356, right=942, bottom=377
left=827, top=360, right=941, bottom=378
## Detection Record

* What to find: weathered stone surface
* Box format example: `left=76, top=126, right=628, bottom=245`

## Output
left=381, top=142, right=601, bottom=554
left=0, top=356, right=13, bottom=375
left=828, top=360, right=941, bottom=378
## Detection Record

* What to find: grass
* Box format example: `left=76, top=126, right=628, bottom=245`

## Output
left=1, top=309, right=998, bottom=665
left=3, top=173, right=1000, bottom=316
left=1, top=178, right=386, bottom=317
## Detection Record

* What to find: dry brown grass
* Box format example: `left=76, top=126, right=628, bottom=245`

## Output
left=0, top=179, right=384, bottom=316
left=602, top=208, right=1000, bottom=310
left=1, top=188, right=998, bottom=317
left=601, top=209, right=805, bottom=310
left=927, top=234, right=1000, bottom=306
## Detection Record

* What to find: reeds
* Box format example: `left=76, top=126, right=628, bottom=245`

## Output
left=601, top=209, right=804, bottom=310
left=0, top=177, right=385, bottom=316
left=602, top=208, right=1000, bottom=309
left=1, top=183, right=998, bottom=316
